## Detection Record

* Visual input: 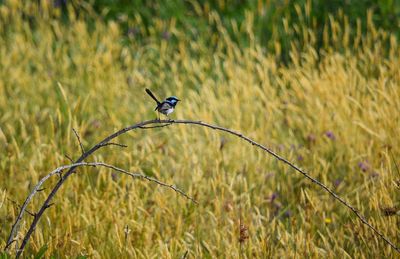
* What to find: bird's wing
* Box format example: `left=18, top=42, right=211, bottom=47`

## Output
left=157, top=101, right=173, bottom=112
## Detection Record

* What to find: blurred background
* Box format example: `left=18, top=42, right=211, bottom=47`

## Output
left=60, top=0, right=399, bottom=63
left=0, top=0, right=400, bottom=258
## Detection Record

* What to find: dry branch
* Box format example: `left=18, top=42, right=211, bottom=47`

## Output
left=99, top=142, right=128, bottom=148
left=6, top=161, right=195, bottom=253
left=5, top=119, right=400, bottom=257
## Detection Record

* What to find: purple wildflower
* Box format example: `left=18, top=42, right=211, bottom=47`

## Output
left=270, top=193, right=278, bottom=202
left=325, top=131, right=336, bottom=140
left=111, top=172, right=118, bottom=181
left=333, top=178, right=342, bottom=188
left=358, top=161, right=369, bottom=172
left=283, top=209, right=292, bottom=218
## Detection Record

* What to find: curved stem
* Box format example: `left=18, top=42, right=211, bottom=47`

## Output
left=5, top=161, right=196, bottom=251
left=11, top=119, right=160, bottom=257
left=6, top=119, right=400, bottom=256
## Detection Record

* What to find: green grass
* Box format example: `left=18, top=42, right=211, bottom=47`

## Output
left=0, top=1, right=400, bottom=257
left=90, top=0, right=400, bottom=63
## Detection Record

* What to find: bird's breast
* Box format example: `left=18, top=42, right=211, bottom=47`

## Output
left=165, top=108, right=174, bottom=115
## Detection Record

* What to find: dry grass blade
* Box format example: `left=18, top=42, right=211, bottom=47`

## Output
left=390, top=150, right=400, bottom=178
left=72, top=128, right=85, bottom=155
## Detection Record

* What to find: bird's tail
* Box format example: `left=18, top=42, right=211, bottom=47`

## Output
left=145, top=88, right=160, bottom=105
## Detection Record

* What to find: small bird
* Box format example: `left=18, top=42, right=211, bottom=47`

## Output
left=145, top=88, right=180, bottom=120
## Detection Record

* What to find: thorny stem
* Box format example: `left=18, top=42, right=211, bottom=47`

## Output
left=6, top=119, right=400, bottom=257
left=6, top=161, right=196, bottom=252
left=7, top=119, right=165, bottom=257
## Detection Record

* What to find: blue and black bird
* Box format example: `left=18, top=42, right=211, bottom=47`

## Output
left=145, top=88, right=180, bottom=120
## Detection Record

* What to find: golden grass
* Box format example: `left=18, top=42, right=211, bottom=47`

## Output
left=1, top=2, right=400, bottom=258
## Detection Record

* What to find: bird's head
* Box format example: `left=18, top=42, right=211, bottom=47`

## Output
left=166, top=96, right=180, bottom=107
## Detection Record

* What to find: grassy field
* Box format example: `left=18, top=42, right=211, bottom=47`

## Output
left=1, top=1, right=400, bottom=258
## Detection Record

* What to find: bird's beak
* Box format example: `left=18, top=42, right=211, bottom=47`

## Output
left=177, top=99, right=181, bottom=101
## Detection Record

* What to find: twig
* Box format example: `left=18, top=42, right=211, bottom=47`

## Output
left=7, top=119, right=400, bottom=256
left=89, top=162, right=197, bottom=204
left=72, top=128, right=85, bottom=155
left=138, top=173, right=198, bottom=204
left=4, top=239, right=16, bottom=250
left=6, top=161, right=195, bottom=254
left=6, top=198, right=36, bottom=217
left=65, top=154, right=73, bottom=163
left=138, top=123, right=172, bottom=129
left=6, top=165, right=69, bottom=249
left=99, top=142, right=128, bottom=148
left=45, top=203, right=55, bottom=210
